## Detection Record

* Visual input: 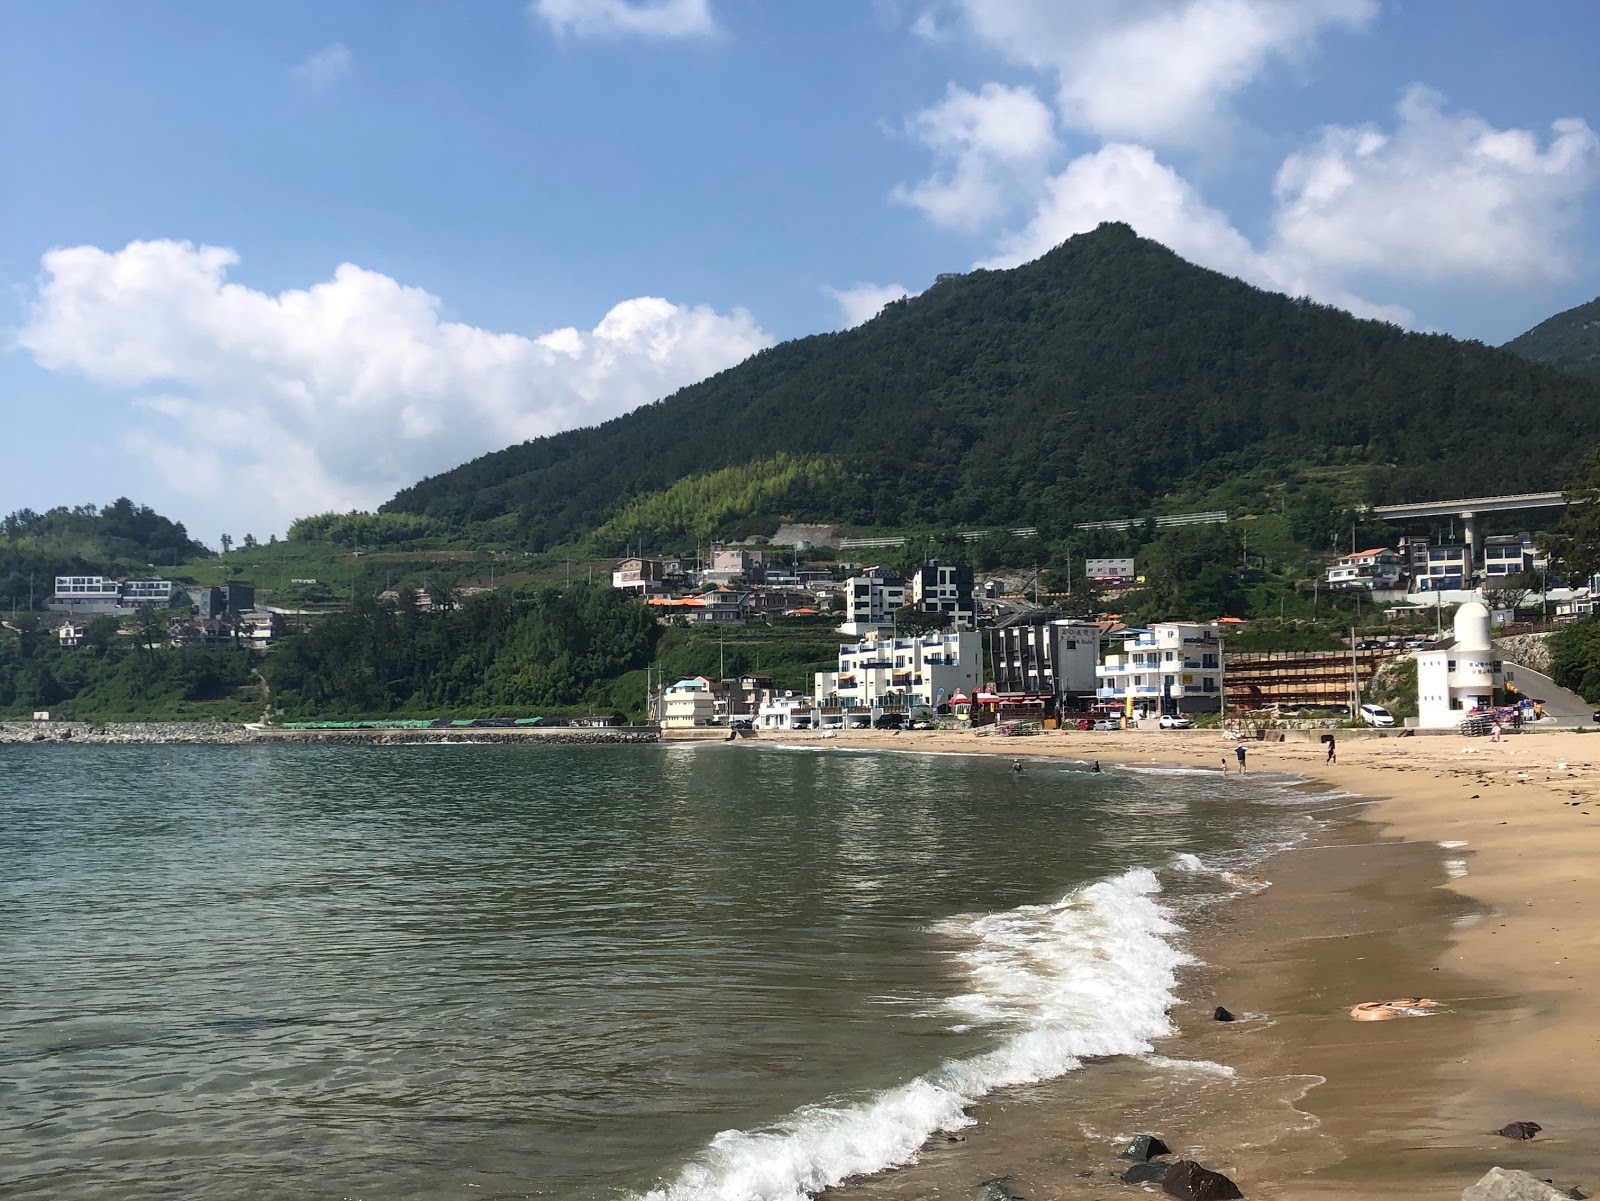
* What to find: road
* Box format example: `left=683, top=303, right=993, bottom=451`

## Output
left=1502, top=661, right=1593, bottom=726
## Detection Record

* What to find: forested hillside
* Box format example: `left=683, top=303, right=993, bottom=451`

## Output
left=387, top=224, right=1600, bottom=551
left=1505, top=295, right=1600, bottom=382
left=1, top=499, right=210, bottom=610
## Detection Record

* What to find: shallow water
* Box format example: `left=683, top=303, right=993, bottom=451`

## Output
left=1, top=742, right=1318, bottom=1200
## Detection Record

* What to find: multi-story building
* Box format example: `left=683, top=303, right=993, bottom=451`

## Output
left=611, top=558, right=667, bottom=594
left=1413, top=544, right=1469, bottom=592
left=120, top=579, right=176, bottom=607
left=703, top=547, right=765, bottom=586
left=909, top=560, right=976, bottom=628
left=57, top=620, right=87, bottom=647
left=1096, top=622, right=1224, bottom=717
left=192, top=581, right=257, bottom=619
left=49, top=575, right=179, bottom=613
left=839, top=574, right=907, bottom=636
left=662, top=677, right=718, bottom=728
left=1416, top=602, right=1503, bottom=728
left=757, top=694, right=815, bottom=730
left=1085, top=557, right=1136, bottom=582
left=814, top=630, right=982, bottom=712
left=1481, top=535, right=1533, bottom=579
left=987, top=614, right=1101, bottom=712
left=1325, top=548, right=1402, bottom=590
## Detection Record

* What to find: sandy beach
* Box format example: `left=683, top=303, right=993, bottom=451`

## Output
left=768, top=725, right=1600, bottom=1199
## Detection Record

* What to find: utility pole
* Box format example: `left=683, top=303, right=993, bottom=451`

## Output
left=1349, top=625, right=1360, bottom=713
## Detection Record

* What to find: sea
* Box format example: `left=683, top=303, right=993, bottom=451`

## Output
left=0, top=741, right=1327, bottom=1201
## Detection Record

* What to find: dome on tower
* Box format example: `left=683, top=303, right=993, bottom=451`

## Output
left=1453, top=601, right=1491, bottom=650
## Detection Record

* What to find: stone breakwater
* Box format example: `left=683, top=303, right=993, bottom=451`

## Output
left=0, top=723, right=659, bottom=746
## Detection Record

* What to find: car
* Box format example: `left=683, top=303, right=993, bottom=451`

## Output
left=1359, top=704, right=1397, bottom=728
left=873, top=712, right=907, bottom=730
left=1592, top=709, right=1600, bottom=724
left=1092, top=718, right=1120, bottom=731
left=1157, top=714, right=1193, bottom=729
left=908, top=718, right=937, bottom=730
left=730, top=718, right=754, bottom=730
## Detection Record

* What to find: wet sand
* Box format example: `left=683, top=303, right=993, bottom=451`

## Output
left=781, top=727, right=1600, bottom=1199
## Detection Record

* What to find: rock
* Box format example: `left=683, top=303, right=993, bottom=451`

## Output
left=1495, top=1121, right=1543, bottom=1140
left=1162, top=1160, right=1243, bottom=1200
left=978, top=1176, right=1025, bottom=1201
left=1121, top=1135, right=1173, bottom=1162
left=1212, top=1006, right=1236, bottom=1022
left=1122, top=1162, right=1169, bottom=1184
left=1567, top=1188, right=1588, bottom=1200
left=1461, top=1167, right=1571, bottom=1200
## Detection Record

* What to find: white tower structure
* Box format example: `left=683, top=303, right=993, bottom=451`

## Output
left=1415, top=601, right=1503, bottom=729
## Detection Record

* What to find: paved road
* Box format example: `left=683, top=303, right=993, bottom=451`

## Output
left=1502, top=661, right=1594, bottom=726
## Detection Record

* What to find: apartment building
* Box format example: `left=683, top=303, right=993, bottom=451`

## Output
left=814, top=630, right=982, bottom=712
left=909, top=560, right=976, bottom=628
left=1325, top=548, right=1402, bottom=590
left=1095, top=622, right=1223, bottom=716
left=987, top=614, right=1101, bottom=711
left=839, top=574, right=907, bottom=637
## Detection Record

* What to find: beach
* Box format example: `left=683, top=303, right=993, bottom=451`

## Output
left=780, top=725, right=1600, bottom=1199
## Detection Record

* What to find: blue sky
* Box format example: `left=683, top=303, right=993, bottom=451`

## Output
left=3, top=0, right=1597, bottom=544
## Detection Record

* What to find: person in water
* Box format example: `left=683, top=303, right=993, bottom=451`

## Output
left=1011, top=759, right=1023, bottom=773
left=1091, top=760, right=1102, bottom=773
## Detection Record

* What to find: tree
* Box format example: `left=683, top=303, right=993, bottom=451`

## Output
left=1481, top=571, right=1536, bottom=615
left=220, top=533, right=233, bottom=554
left=242, top=533, right=258, bottom=549
left=134, top=606, right=167, bottom=656
left=1542, top=446, right=1600, bottom=587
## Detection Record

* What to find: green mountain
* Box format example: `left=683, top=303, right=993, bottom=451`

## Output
left=1504, top=295, right=1600, bottom=382
left=386, top=224, right=1600, bottom=551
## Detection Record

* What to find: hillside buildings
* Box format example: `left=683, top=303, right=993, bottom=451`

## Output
left=840, top=572, right=907, bottom=637
left=1096, top=622, right=1223, bottom=717
left=909, top=560, right=976, bottom=628
left=987, top=614, right=1101, bottom=712
left=1325, top=548, right=1401, bottom=590
left=49, top=575, right=182, bottom=614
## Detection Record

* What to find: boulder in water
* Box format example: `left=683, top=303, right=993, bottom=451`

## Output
left=1121, top=1134, right=1172, bottom=1162
left=1122, top=1162, right=1169, bottom=1184
left=1461, top=1167, right=1571, bottom=1200
left=1212, top=1006, right=1236, bottom=1022
left=1162, top=1160, right=1243, bottom=1200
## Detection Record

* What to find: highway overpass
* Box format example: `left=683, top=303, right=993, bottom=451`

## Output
left=1368, top=491, right=1566, bottom=521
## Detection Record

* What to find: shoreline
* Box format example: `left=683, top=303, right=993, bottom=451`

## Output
left=0, top=720, right=659, bottom=745
left=780, top=726, right=1600, bottom=1198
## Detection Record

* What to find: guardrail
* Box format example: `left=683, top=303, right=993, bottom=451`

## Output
left=1075, top=510, right=1228, bottom=532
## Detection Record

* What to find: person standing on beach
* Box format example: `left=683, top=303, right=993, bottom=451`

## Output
left=1326, top=734, right=1336, bottom=765
left=1235, top=744, right=1248, bottom=773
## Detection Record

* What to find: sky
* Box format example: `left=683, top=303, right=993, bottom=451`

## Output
left=3, top=0, right=1598, bottom=546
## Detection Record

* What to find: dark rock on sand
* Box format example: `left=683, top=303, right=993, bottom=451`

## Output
left=1122, top=1162, right=1169, bottom=1184
left=1162, top=1160, right=1243, bottom=1200
left=1567, top=1187, right=1588, bottom=1200
left=1495, top=1121, right=1543, bottom=1140
left=1461, top=1167, right=1573, bottom=1200
left=1121, top=1135, right=1173, bottom=1162
left=978, top=1176, right=1025, bottom=1201
left=1212, top=1006, right=1236, bottom=1022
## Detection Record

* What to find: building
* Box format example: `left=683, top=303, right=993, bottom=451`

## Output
left=1325, top=548, right=1402, bottom=590
left=987, top=614, right=1101, bottom=712
left=57, top=620, right=86, bottom=648
left=796, top=566, right=835, bottom=590
left=1416, top=602, right=1504, bottom=728
left=840, top=574, right=906, bottom=636
left=1413, top=544, right=1469, bottom=592
left=1085, top=557, right=1135, bottom=582
left=909, top=560, right=976, bottom=628
left=192, top=581, right=257, bottom=619
left=703, top=547, right=765, bottom=586
left=1482, top=534, right=1534, bottom=579
left=757, top=694, right=815, bottom=730
left=1225, top=647, right=1405, bottom=713
left=726, top=674, right=775, bottom=718
left=611, top=558, right=667, bottom=594
left=1096, top=622, right=1224, bottom=717
left=662, top=677, right=718, bottom=728
left=48, top=575, right=181, bottom=613
left=120, top=579, right=176, bottom=607
left=814, top=630, right=982, bottom=712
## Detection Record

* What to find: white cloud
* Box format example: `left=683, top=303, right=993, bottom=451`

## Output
left=826, top=282, right=913, bottom=328
left=981, top=143, right=1413, bottom=324
left=17, top=241, right=772, bottom=538
left=1272, top=86, right=1600, bottom=283
left=933, top=0, right=1376, bottom=145
left=291, top=43, right=352, bottom=89
left=892, top=82, right=1058, bottom=230
left=532, top=0, right=716, bottom=39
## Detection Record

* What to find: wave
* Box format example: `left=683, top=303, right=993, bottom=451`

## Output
left=636, top=868, right=1187, bottom=1201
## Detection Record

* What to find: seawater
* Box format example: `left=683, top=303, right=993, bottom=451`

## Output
left=0, top=742, right=1319, bottom=1200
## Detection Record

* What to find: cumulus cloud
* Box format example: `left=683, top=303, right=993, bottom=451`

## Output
left=1273, top=86, right=1600, bottom=282
left=892, top=82, right=1058, bottom=230
left=291, top=43, right=352, bottom=89
left=17, top=241, right=772, bottom=537
left=532, top=0, right=716, bottom=39
left=934, top=0, right=1376, bottom=145
left=826, top=282, right=913, bottom=328
left=980, top=143, right=1413, bottom=324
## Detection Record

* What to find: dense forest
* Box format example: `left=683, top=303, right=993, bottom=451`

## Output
left=1504, top=295, right=1600, bottom=383
left=387, top=223, right=1600, bottom=550
left=1, top=498, right=210, bottom=611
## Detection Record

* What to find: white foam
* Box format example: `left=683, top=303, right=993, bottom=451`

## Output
left=1140, top=1054, right=1236, bottom=1077
left=636, top=869, right=1187, bottom=1201
left=1169, top=852, right=1209, bottom=873
left=1438, top=840, right=1469, bottom=849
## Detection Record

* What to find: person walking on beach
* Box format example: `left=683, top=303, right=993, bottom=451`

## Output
left=1325, top=734, right=1336, bottom=765
left=1235, top=744, right=1248, bottom=773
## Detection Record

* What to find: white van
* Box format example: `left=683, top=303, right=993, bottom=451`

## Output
left=1359, top=704, right=1396, bottom=728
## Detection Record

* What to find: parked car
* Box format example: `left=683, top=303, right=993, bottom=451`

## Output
left=873, top=712, right=907, bottom=730
left=1092, top=718, right=1120, bottom=731
left=908, top=718, right=936, bottom=730
left=730, top=718, right=754, bottom=730
left=1157, top=714, right=1193, bottom=730
left=1359, top=704, right=1397, bottom=728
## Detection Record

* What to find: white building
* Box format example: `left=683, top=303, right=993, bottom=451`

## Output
left=1416, top=601, right=1504, bottom=729
left=1096, top=622, right=1224, bottom=717
left=839, top=575, right=906, bottom=637
left=757, top=694, right=814, bottom=730
left=57, top=620, right=87, bottom=647
left=1085, top=557, right=1135, bottom=582
left=1325, top=548, right=1401, bottom=590
left=814, top=630, right=982, bottom=712
left=611, top=557, right=666, bottom=594
left=661, top=677, right=718, bottom=728
left=1413, top=544, right=1469, bottom=592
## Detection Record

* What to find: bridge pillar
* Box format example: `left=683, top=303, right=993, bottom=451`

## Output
left=1461, top=511, right=1478, bottom=587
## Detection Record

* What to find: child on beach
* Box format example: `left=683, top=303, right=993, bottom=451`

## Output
left=1326, top=735, right=1336, bottom=764
left=1235, top=744, right=1248, bottom=772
